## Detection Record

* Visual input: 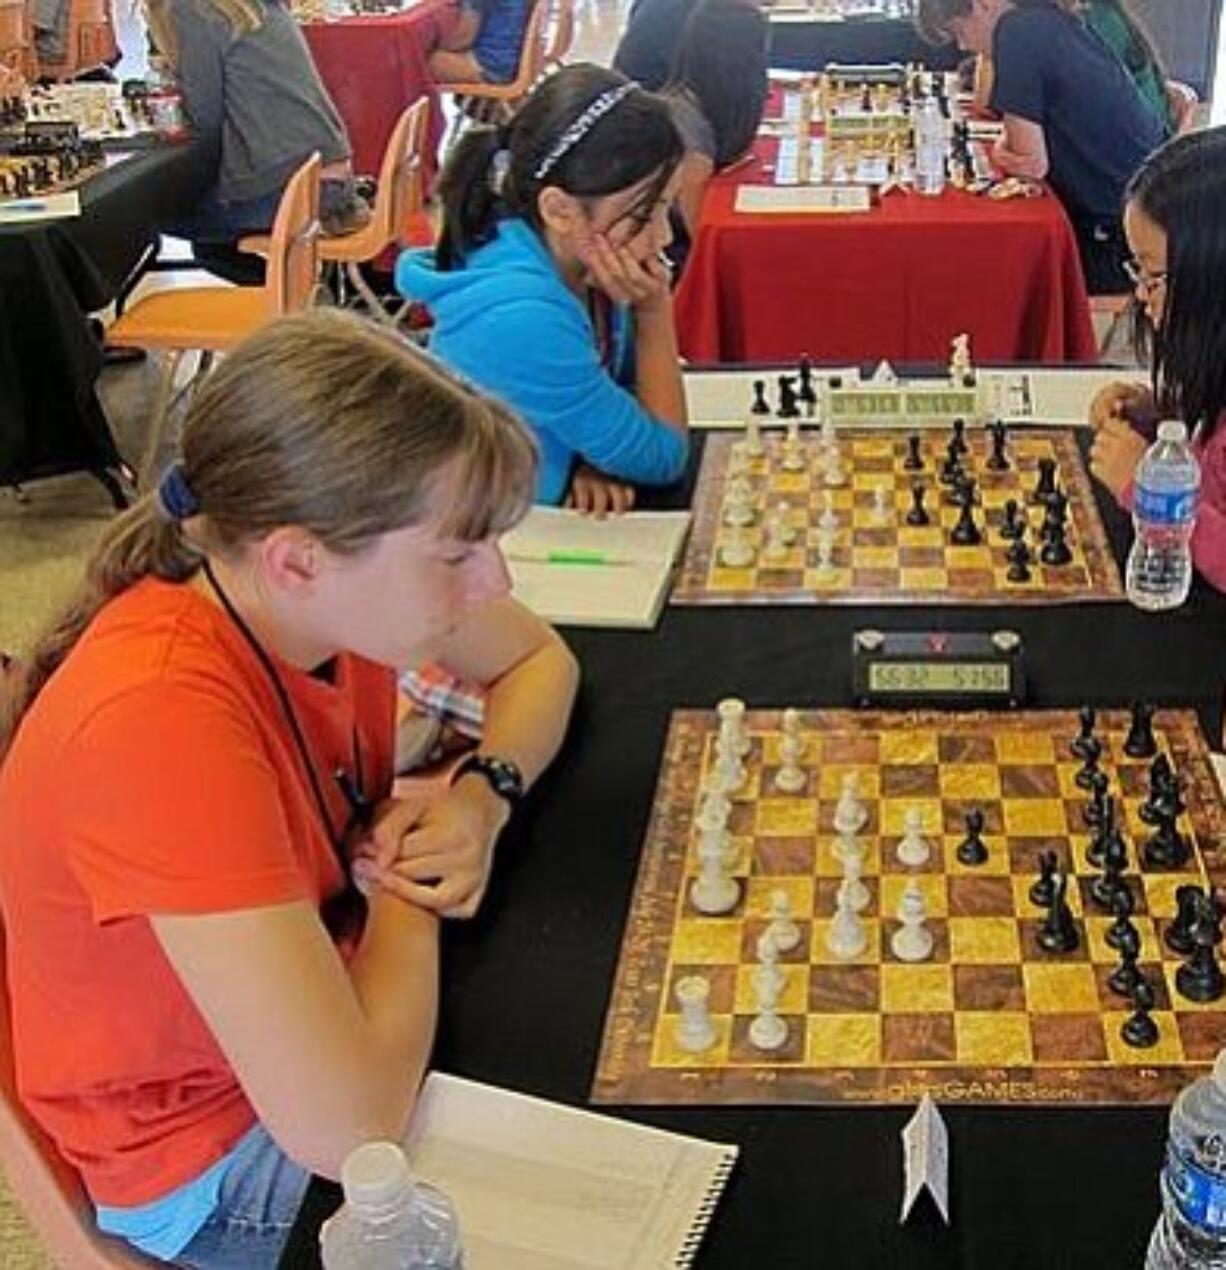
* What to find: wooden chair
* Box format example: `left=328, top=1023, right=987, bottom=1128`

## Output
left=241, top=99, right=434, bottom=326
left=0, top=0, right=33, bottom=80
left=0, top=920, right=159, bottom=1268
left=107, top=153, right=322, bottom=486
left=435, top=0, right=573, bottom=139
left=33, top=0, right=118, bottom=80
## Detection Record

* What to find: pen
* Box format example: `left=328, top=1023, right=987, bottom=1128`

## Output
left=510, top=549, right=631, bottom=566
left=4, top=201, right=48, bottom=213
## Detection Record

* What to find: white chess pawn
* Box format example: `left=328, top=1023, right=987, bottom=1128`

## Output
left=717, top=698, right=751, bottom=756
left=891, top=879, right=934, bottom=963
left=872, top=483, right=892, bottom=524
left=826, top=881, right=868, bottom=959
left=754, top=929, right=787, bottom=1001
left=781, top=707, right=805, bottom=755
left=781, top=419, right=807, bottom=472
left=773, top=502, right=797, bottom=546
left=748, top=992, right=789, bottom=1052
left=744, top=413, right=765, bottom=457
left=723, top=478, right=756, bottom=528
left=840, top=849, right=871, bottom=913
left=833, top=772, right=868, bottom=836
left=762, top=512, right=790, bottom=563
left=690, top=831, right=740, bottom=915
left=719, top=526, right=756, bottom=568
left=896, top=807, right=931, bottom=867
left=818, top=490, right=839, bottom=532
left=820, top=416, right=838, bottom=456
left=674, top=975, right=718, bottom=1053
left=773, top=733, right=807, bottom=794
left=767, top=888, right=802, bottom=953
left=713, top=737, right=747, bottom=793
left=814, top=530, right=837, bottom=580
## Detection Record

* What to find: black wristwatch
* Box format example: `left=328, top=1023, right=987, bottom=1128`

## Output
left=451, top=753, right=524, bottom=809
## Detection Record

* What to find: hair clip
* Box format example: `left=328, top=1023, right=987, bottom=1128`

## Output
left=487, top=146, right=512, bottom=197
left=156, top=462, right=201, bottom=521
left=533, top=82, right=637, bottom=182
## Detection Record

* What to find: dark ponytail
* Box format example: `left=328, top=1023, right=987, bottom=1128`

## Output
left=436, top=63, right=684, bottom=270
left=1127, top=127, right=1226, bottom=442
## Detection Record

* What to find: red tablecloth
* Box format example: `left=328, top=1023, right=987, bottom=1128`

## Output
left=674, top=138, right=1098, bottom=366
left=303, top=0, right=453, bottom=185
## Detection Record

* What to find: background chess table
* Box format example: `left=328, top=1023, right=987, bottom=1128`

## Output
left=594, top=708, right=1225, bottom=1107
left=674, top=427, right=1123, bottom=606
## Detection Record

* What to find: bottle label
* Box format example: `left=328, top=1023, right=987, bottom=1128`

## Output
left=1134, top=483, right=1198, bottom=526
left=1167, top=1143, right=1226, bottom=1232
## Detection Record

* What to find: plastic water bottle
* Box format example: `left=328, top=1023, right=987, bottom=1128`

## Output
left=1126, top=420, right=1200, bottom=611
left=1147, top=1051, right=1226, bottom=1268
left=320, top=1142, right=464, bottom=1269
left=913, top=96, right=947, bottom=197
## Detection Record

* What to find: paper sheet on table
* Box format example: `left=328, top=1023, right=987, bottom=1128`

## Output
left=0, top=192, right=81, bottom=223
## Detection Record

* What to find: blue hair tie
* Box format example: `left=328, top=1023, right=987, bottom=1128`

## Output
left=157, top=462, right=200, bottom=520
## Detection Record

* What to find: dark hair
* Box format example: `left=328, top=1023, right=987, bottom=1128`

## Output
left=1127, top=127, right=1226, bottom=441
left=665, top=0, right=768, bottom=169
left=436, top=63, right=684, bottom=269
left=916, top=0, right=1057, bottom=44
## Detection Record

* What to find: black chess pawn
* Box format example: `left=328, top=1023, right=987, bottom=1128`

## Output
left=1124, top=702, right=1158, bottom=759
left=1107, top=921, right=1143, bottom=997
left=939, top=448, right=962, bottom=487
left=1140, top=754, right=1178, bottom=822
left=986, top=419, right=1010, bottom=471
left=1005, top=536, right=1032, bottom=583
left=1090, top=826, right=1130, bottom=912
left=1039, top=518, right=1073, bottom=567
left=1037, top=868, right=1080, bottom=953
left=950, top=491, right=982, bottom=547
left=1083, top=770, right=1111, bottom=829
left=1086, top=797, right=1117, bottom=870
left=777, top=375, right=799, bottom=419
left=904, top=433, right=924, bottom=471
left=998, top=498, right=1025, bottom=542
left=1075, top=736, right=1103, bottom=790
left=1029, top=849, right=1059, bottom=907
left=1165, top=885, right=1203, bottom=957
left=956, top=808, right=989, bottom=866
left=797, top=355, right=816, bottom=410
left=950, top=417, right=968, bottom=458
left=751, top=379, right=770, bottom=416
left=1143, top=811, right=1191, bottom=870
left=906, top=483, right=930, bottom=527
left=1030, top=456, right=1058, bottom=506
left=1121, top=976, right=1160, bottom=1049
left=1071, top=705, right=1098, bottom=760
left=1176, top=897, right=1226, bottom=1003
left=1105, top=886, right=1137, bottom=953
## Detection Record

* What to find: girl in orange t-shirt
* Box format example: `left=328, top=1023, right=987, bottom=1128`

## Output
left=0, top=310, right=578, bottom=1266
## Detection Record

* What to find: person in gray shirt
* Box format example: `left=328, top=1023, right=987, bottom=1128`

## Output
left=146, top=0, right=369, bottom=263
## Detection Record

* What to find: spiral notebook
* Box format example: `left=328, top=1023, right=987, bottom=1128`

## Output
left=402, top=1073, right=738, bottom=1268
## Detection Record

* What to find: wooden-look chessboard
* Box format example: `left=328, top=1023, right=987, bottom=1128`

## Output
left=592, top=708, right=1226, bottom=1107
left=671, top=427, right=1124, bottom=606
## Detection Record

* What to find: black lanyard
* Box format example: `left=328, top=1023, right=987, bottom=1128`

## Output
left=203, top=561, right=372, bottom=931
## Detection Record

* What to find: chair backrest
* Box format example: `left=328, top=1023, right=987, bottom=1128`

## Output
left=0, top=922, right=156, bottom=1268
left=541, top=0, right=574, bottom=72
left=263, top=152, right=323, bottom=318
left=372, top=97, right=429, bottom=249
left=500, top=0, right=551, bottom=96
left=0, top=0, right=31, bottom=79
left=35, top=0, right=118, bottom=80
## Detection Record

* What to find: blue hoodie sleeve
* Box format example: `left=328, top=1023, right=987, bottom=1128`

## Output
left=439, top=294, right=689, bottom=499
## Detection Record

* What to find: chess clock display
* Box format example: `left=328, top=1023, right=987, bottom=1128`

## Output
left=851, top=628, right=1026, bottom=707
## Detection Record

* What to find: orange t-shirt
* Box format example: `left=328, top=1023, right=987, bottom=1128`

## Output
left=0, top=577, right=396, bottom=1206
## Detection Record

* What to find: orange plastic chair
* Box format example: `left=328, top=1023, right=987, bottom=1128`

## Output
left=34, top=0, right=118, bottom=80
left=0, top=0, right=33, bottom=79
left=107, top=153, right=322, bottom=485
left=241, top=99, right=433, bottom=325
left=0, top=921, right=158, bottom=1268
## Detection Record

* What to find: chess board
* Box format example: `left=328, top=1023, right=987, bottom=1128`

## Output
left=592, top=708, right=1226, bottom=1106
left=672, top=426, right=1123, bottom=606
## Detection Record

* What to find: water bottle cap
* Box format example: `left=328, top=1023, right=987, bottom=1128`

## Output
left=1157, top=420, right=1188, bottom=444
left=340, top=1141, right=413, bottom=1211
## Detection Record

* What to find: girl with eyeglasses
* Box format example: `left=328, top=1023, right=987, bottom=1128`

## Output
left=0, top=311, right=577, bottom=1267
left=397, top=63, right=690, bottom=517
left=1089, top=127, right=1226, bottom=592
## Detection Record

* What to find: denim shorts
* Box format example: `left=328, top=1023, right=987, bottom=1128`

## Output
left=174, top=1126, right=311, bottom=1269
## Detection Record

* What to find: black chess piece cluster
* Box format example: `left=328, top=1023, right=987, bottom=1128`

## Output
left=0, top=96, right=26, bottom=128
left=745, top=357, right=828, bottom=422
left=1028, top=706, right=1226, bottom=1046
left=998, top=457, right=1075, bottom=582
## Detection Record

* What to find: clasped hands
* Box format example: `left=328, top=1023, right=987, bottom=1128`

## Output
left=351, top=782, right=509, bottom=919
left=1088, top=382, right=1154, bottom=502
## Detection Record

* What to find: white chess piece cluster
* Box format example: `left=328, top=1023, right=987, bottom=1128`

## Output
left=749, top=927, right=789, bottom=1051
left=689, top=702, right=751, bottom=916
left=825, top=773, right=872, bottom=960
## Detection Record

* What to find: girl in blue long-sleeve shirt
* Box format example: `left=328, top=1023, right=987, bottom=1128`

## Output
left=397, top=64, right=690, bottom=513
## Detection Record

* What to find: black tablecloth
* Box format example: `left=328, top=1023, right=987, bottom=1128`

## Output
left=282, top=424, right=1226, bottom=1268
left=0, top=141, right=212, bottom=490
left=767, top=14, right=960, bottom=74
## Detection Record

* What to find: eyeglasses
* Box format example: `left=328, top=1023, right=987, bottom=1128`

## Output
left=1123, top=258, right=1169, bottom=293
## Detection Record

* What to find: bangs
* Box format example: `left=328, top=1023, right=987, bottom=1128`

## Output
left=432, top=397, right=539, bottom=542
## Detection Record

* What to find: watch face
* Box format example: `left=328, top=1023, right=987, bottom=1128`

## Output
left=467, top=756, right=523, bottom=802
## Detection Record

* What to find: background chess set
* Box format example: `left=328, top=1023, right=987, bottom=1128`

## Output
left=593, top=708, right=1226, bottom=1107
left=673, top=424, right=1123, bottom=606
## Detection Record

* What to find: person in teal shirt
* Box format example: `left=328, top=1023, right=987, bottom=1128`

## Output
left=1066, top=0, right=1175, bottom=131
left=397, top=64, right=690, bottom=513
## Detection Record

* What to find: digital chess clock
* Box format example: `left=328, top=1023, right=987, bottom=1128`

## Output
left=851, top=629, right=1026, bottom=707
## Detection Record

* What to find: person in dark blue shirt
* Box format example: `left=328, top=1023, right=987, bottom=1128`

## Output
left=917, top=0, right=1169, bottom=292
left=612, top=0, right=699, bottom=91
left=428, top=0, right=533, bottom=84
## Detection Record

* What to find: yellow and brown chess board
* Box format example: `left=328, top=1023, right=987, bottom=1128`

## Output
left=592, top=708, right=1226, bottom=1107
left=672, top=427, right=1124, bottom=606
